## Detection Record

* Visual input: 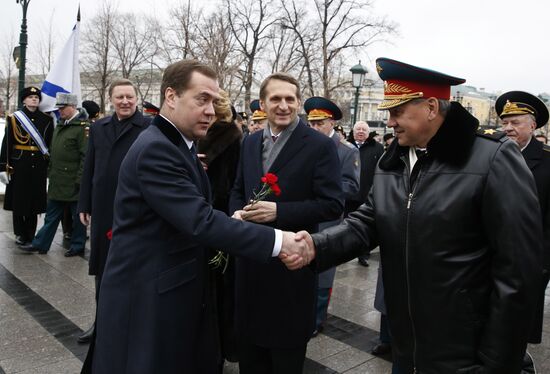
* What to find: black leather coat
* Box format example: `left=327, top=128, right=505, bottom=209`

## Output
left=312, top=103, right=543, bottom=374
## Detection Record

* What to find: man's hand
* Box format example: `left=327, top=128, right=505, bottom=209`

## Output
left=80, top=212, right=91, bottom=226
left=197, top=153, right=208, bottom=171
left=279, top=231, right=316, bottom=270
left=232, top=210, right=245, bottom=220
left=240, top=201, right=277, bottom=223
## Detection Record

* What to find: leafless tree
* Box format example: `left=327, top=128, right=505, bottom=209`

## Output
left=34, top=9, right=58, bottom=77
left=81, top=1, right=118, bottom=112
left=226, top=0, right=279, bottom=109
left=110, top=13, right=159, bottom=79
left=313, top=0, right=396, bottom=98
left=194, top=11, right=244, bottom=101
left=156, top=0, right=201, bottom=67
left=278, top=0, right=319, bottom=97
left=0, top=32, right=18, bottom=113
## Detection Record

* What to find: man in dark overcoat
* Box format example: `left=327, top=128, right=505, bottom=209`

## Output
left=85, top=60, right=310, bottom=374
left=292, top=58, right=543, bottom=374
left=0, top=87, right=53, bottom=246
left=229, top=74, right=344, bottom=374
left=304, top=96, right=360, bottom=334
left=497, top=90, right=550, bottom=371
left=77, top=79, right=150, bottom=344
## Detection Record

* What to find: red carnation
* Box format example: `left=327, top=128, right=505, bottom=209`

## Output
left=249, top=173, right=282, bottom=205
left=106, top=229, right=112, bottom=240
left=271, top=183, right=281, bottom=196
left=264, top=173, right=278, bottom=185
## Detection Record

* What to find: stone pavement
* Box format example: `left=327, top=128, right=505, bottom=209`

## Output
left=0, top=208, right=549, bottom=373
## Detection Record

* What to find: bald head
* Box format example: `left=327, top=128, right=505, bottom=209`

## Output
left=353, top=121, right=370, bottom=142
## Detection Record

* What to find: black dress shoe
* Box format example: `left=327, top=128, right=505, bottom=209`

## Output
left=371, top=342, right=391, bottom=356
left=18, top=244, right=39, bottom=253
left=358, top=258, right=369, bottom=267
left=78, top=324, right=95, bottom=344
left=64, top=249, right=84, bottom=257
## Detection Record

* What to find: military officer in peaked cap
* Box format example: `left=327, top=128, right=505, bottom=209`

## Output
left=496, top=91, right=550, bottom=372
left=304, top=96, right=360, bottom=335
left=290, top=58, right=543, bottom=373
left=0, top=86, right=54, bottom=247
left=248, top=99, right=267, bottom=134
left=142, top=100, right=160, bottom=117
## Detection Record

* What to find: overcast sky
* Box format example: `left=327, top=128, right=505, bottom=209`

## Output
left=3, top=0, right=549, bottom=95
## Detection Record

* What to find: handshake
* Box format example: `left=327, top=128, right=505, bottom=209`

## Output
left=278, top=231, right=316, bottom=270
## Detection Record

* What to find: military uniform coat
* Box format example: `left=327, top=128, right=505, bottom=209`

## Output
left=90, top=115, right=276, bottom=374
left=229, top=120, right=344, bottom=348
left=48, top=109, right=88, bottom=201
left=522, top=137, right=550, bottom=343
left=78, top=111, right=150, bottom=278
left=0, top=107, right=53, bottom=215
left=318, top=132, right=360, bottom=288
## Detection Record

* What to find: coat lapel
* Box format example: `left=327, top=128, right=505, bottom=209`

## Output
left=153, top=115, right=211, bottom=201
left=268, top=120, right=307, bottom=174
left=522, top=137, right=542, bottom=171
left=115, top=112, right=146, bottom=143
left=246, top=132, right=265, bottom=195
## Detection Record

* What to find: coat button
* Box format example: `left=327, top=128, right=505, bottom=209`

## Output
left=64, top=167, right=67, bottom=170
left=31, top=153, right=34, bottom=156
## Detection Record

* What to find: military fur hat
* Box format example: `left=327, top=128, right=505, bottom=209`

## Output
left=55, top=93, right=79, bottom=107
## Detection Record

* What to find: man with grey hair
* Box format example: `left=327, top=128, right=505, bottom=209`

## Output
left=21, top=92, right=89, bottom=256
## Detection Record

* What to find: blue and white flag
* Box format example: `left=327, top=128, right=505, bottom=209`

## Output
left=39, top=9, right=81, bottom=113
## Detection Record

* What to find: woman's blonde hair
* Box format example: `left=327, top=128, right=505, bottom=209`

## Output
left=213, top=89, right=233, bottom=123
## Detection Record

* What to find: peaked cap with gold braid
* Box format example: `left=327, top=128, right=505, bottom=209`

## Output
left=495, top=91, right=549, bottom=129
left=250, top=99, right=267, bottom=121
left=304, top=96, right=343, bottom=121
left=376, top=57, right=466, bottom=110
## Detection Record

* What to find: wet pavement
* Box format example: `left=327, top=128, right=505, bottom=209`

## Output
left=0, top=208, right=548, bottom=373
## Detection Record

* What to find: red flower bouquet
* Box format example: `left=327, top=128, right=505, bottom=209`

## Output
left=210, top=172, right=282, bottom=272
left=250, top=172, right=282, bottom=204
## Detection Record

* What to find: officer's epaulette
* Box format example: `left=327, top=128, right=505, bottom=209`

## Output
left=543, top=144, right=550, bottom=153
left=80, top=121, right=88, bottom=126
left=476, top=128, right=506, bottom=141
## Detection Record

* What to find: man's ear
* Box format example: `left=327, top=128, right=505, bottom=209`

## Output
left=260, top=100, right=265, bottom=111
left=163, top=87, right=176, bottom=110
left=426, top=97, right=439, bottom=121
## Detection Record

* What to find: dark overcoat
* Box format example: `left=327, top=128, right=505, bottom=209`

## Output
left=78, top=111, right=150, bottom=278
left=0, top=107, right=53, bottom=215
left=522, top=137, right=550, bottom=343
left=229, top=120, right=344, bottom=348
left=90, top=115, right=275, bottom=374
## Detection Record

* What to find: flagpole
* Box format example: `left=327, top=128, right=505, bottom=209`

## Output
left=16, top=0, right=31, bottom=110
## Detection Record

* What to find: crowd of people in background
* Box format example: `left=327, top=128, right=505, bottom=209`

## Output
left=2, top=56, right=549, bottom=374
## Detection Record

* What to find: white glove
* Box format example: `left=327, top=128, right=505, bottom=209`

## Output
left=0, top=172, right=9, bottom=185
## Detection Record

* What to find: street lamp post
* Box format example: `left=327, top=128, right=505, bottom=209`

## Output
left=350, top=61, right=368, bottom=126
left=16, top=0, right=31, bottom=110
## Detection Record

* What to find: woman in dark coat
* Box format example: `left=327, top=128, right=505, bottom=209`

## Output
left=198, top=89, right=242, bottom=369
